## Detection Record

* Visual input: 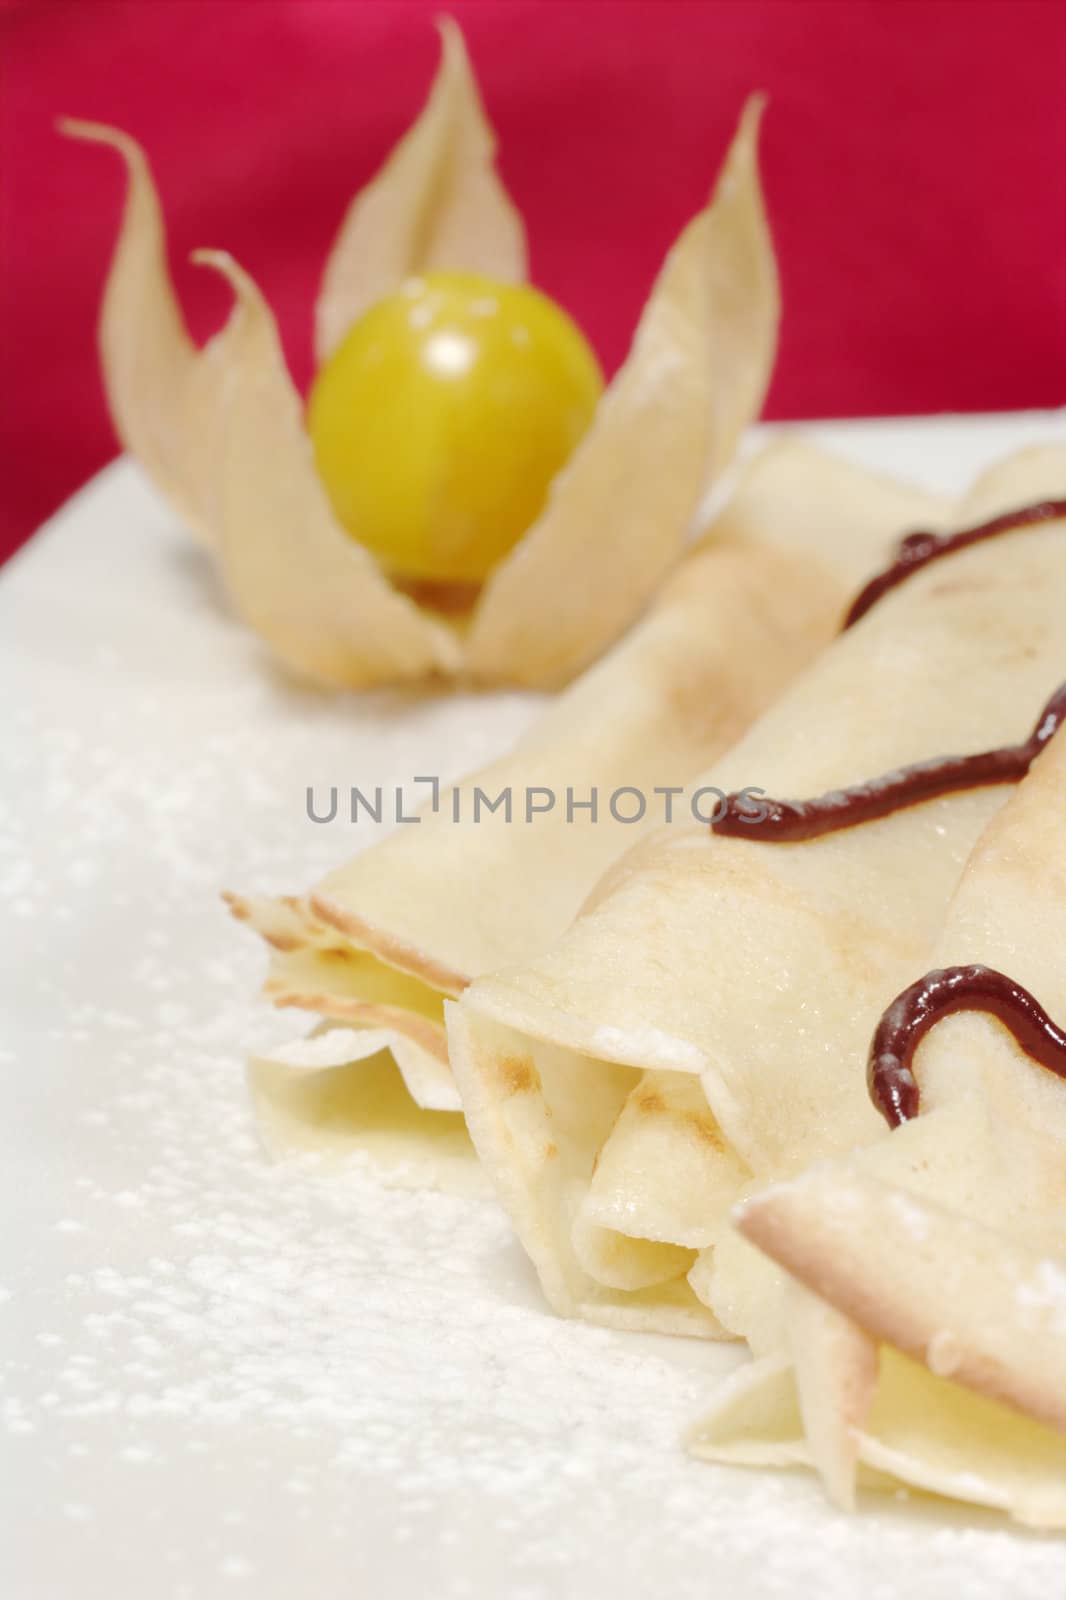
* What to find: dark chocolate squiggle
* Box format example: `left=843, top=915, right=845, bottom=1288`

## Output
left=712, top=682, right=1066, bottom=843
left=868, top=965, right=1066, bottom=1127
left=843, top=499, right=1066, bottom=630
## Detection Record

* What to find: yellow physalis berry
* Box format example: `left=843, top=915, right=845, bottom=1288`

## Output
left=307, top=271, right=604, bottom=584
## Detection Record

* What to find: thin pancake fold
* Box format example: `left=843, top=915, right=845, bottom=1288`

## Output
left=248, top=1029, right=485, bottom=1196
left=687, top=1338, right=1066, bottom=1529
left=444, top=1006, right=725, bottom=1336
left=234, top=442, right=953, bottom=1201
left=702, top=725, right=1066, bottom=1527
left=225, top=890, right=454, bottom=1107
left=450, top=457, right=1066, bottom=1337
left=572, top=1070, right=751, bottom=1286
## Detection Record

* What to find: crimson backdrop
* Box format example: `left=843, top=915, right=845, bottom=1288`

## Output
left=1, top=0, right=1063, bottom=563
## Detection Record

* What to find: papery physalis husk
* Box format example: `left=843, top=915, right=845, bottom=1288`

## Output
left=64, top=30, right=779, bottom=689
left=59, top=121, right=226, bottom=545
left=466, top=95, right=779, bottom=687
left=191, top=250, right=461, bottom=683
left=314, top=17, right=527, bottom=362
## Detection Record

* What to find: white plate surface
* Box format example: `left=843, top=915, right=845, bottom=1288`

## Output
left=2, top=411, right=1064, bottom=1599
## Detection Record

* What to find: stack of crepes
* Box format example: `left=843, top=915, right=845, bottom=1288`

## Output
left=233, top=434, right=1066, bottom=1526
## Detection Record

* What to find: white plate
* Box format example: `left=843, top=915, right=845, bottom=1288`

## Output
left=3, top=412, right=1064, bottom=1599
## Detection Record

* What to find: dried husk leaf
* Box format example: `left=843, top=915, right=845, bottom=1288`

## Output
left=314, top=18, right=526, bottom=363
left=63, top=26, right=525, bottom=686
left=59, top=121, right=225, bottom=542
left=66, top=65, right=778, bottom=689
left=193, top=250, right=461, bottom=686
left=466, top=96, right=780, bottom=688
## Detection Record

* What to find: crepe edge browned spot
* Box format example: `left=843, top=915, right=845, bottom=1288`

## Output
left=260, top=989, right=450, bottom=1066
left=310, top=891, right=470, bottom=995
left=224, top=889, right=335, bottom=949
left=495, top=1054, right=543, bottom=1098
left=630, top=1082, right=728, bottom=1151
left=223, top=890, right=252, bottom=923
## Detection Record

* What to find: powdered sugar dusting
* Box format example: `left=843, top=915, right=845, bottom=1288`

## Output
left=926, top=1329, right=964, bottom=1379
left=1011, top=1257, right=1066, bottom=1337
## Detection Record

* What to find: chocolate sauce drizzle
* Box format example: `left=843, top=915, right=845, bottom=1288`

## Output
left=712, top=682, right=1066, bottom=843
left=843, top=498, right=1066, bottom=630
left=868, top=965, right=1066, bottom=1127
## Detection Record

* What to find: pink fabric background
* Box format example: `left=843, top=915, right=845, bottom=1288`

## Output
left=1, top=0, right=1063, bottom=564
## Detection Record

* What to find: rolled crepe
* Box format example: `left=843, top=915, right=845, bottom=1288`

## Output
left=448, top=445, right=1066, bottom=1336
left=233, top=440, right=952, bottom=1188
left=691, top=721, right=1066, bottom=1528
